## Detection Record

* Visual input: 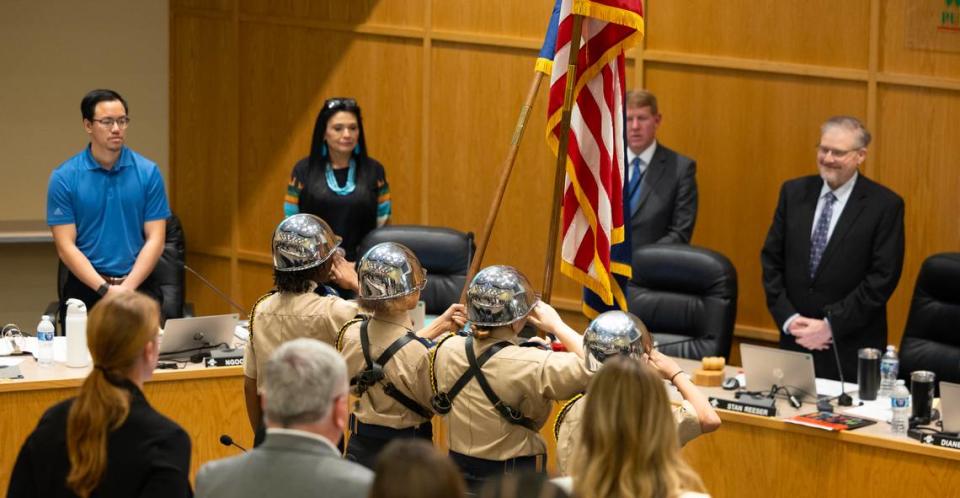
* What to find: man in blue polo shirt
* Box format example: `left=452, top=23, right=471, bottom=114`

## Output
left=47, top=89, right=171, bottom=325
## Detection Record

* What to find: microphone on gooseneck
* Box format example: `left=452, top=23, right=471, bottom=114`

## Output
left=182, top=263, right=247, bottom=315
left=219, top=434, right=248, bottom=453
left=825, top=310, right=853, bottom=407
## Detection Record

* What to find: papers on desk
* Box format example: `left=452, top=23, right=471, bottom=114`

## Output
left=843, top=398, right=892, bottom=423
left=815, top=378, right=858, bottom=398
left=786, top=411, right=878, bottom=431
left=0, top=357, right=23, bottom=367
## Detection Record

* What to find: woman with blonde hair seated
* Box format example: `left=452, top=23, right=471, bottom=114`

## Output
left=556, top=356, right=709, bottom=498
left=8, top=292, right=191, bottom=498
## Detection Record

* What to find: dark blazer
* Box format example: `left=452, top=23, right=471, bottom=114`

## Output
left=8, top=381, right=192, bottom=498
left=761, top=173, right=905, bottom=381
left=629, top=143, right=698, bottom=247
left=195, top=431, right=373, bottom=498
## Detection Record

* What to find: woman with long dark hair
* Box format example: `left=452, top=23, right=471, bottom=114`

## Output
left=8, top=292, right=191, bottom=498
left=284, top=97, right=391, bottom=262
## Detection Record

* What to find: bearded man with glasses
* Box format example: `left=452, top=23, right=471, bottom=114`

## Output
left=46, top=89, right=170, bottom=326
left=761, top=116, right=904, bottom=381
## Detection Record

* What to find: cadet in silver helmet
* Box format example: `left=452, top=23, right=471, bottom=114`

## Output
left=429, top=265, right=591, bottom=490
left=244, top=214, right=361, bottom=437
left=553, top=310, right=721, bottom=475
left=336, top=242, right=466, bottom=468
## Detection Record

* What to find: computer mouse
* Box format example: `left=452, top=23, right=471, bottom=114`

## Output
left=722, top=377, right=740, bottom=390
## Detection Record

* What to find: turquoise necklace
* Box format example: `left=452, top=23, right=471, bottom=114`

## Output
left=325, top=158, right=356, bottom=195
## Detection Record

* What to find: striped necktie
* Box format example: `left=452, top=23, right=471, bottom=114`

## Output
left=628, top=157, right=645, bottom=214
left=809, top=192, right=837, bottom=278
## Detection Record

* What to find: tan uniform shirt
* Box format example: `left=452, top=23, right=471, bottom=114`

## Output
left=338, top=312, right=433, bottom=429
left=554, top=394, right=702, bottom=475
left=431, top=327, right=592, bottom=461
left=243, top=284, right=358, bottom=389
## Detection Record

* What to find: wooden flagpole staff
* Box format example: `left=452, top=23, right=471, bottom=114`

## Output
left=541, top=14, right=584, bottom=304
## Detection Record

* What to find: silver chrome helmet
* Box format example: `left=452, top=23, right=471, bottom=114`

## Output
left=272, top=214, right=341, bottom=272
left=466, top=265, right=538, bottom=327
left=583, top=311, right=650, bottom=371
left=357, top=242, right=427, bottom=300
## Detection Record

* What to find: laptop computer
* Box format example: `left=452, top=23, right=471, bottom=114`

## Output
left=740, top=343, right=819, bottom=402
left=160, top=314, right=238, bottom=357
left=940, top=381, right=960, bottom=434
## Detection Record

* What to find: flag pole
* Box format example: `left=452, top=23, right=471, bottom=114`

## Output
left=458, top=70, right=546, bottom=304
left=541, top=14, right=584, bottom=304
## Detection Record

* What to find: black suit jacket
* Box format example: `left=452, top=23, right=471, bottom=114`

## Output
left=8, top=380, right=192, bottom=498
left=761, top=173, right=905, bottom=381
left=629, top=144, right=698, bottom=247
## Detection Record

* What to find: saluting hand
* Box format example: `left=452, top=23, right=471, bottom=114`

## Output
left=329, top=251, right=359, bottom=292
left=417, top=303, right=467, bottom=340
left=526, top=302, right=563, bottom=334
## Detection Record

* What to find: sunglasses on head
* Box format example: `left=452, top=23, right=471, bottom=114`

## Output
left=324, top=97, right=358, bottom=110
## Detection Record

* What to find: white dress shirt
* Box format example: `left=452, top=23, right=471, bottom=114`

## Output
left=627, top=140, right=657, bottom=183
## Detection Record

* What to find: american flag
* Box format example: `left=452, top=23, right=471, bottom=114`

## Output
left=540, top=0, right=644, bottom=317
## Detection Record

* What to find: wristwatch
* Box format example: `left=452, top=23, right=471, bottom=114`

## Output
left=96, top=283, right=110, bottom=297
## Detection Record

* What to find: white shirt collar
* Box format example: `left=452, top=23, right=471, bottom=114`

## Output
left=266, top=427, right=339, bottom=453
left=819, top=170, right=858, bottom=203
left=627, top=140, right=657, bottom=179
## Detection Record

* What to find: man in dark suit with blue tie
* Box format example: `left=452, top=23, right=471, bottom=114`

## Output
left=625, top=90, right=698, bottom=246
left=761, top=116, right=905, bottom=381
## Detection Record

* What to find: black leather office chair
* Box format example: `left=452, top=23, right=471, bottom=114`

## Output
left=626, top=244, right=738, bottom=361
left=899, top=253, right=960, bottom=393
left=357, top=225, right=475, bottom=315
left=47, top=214, right=192, bottom=330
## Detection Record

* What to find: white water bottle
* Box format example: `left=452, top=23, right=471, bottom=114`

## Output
left=65, top=299, right=90, bottom=368
left=890, top=379, right=910, bottom=435
left=36, top=315, right=55, bottom=367
left=879, top=345, right=898, bottom=397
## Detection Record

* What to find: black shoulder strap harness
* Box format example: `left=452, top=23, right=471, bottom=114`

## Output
left=349, top=319, right=433, bottom=420
left=431, top=334, right=539, bottom=432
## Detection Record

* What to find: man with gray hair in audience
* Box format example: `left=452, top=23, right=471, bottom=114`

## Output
left=196, top=338, right=373, bottom=498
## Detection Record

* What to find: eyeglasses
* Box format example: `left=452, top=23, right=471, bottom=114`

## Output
left=816, top=144, right=860, bottom=158
left=91, top=117, right=131, bottom=129
left=324, top=97, right=358, bottom=110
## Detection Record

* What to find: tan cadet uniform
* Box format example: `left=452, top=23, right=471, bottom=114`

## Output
left=243, top=283, right=358, bottom=389
left=431, top=327, right=592, bottom=462
left=337, top=312, right=434, bottom=428
left=554, top=394, right=702, bottom=475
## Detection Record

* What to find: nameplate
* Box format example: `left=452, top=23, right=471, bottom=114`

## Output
left=709, top=396, right=777, bottom=417
left=918, top=433, right=960, bottom=451
left=206, top=348, right=244, bottom=368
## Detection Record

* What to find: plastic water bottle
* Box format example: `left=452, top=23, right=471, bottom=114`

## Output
left=37, top=315, right=55, bottom=367
left=879, top=344, right=899, bottom=397
left=65, top=299, right=90, bottom=368
left=890, top=379, right=910, bottom=435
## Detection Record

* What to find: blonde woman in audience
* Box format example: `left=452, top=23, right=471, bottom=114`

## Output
left=556, top=356, right=709, bottom=498
left=9, top=292, right=191, bottom=498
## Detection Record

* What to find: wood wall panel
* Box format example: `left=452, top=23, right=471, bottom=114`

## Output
left=183, top=253, right=234, bottom=316
left=172, top=0, right=232, bottom=12
left=171, top=15, right=236, bottom=252
left=236, top=22, right=423, bottom=256
left=872, top=85, right=960, bottom=342
left=428, top=42, right=580, bottom=300
left=646, top=0, right=871, bottom=69
left=239, top=260, right=275, bottom=314
left=432, top=0, right=554, bottom=39
left=239, top=0, right=424, bottom=28
left=645, top=63, right=868, bottom=332
left=880, top=0, right=960, bottom=79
